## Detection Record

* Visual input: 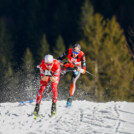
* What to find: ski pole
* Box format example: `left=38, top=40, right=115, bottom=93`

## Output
left=86, top=71, right=97, bottom=78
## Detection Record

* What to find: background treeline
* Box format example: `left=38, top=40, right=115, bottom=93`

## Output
left=0, top=0, right=134, bottom=102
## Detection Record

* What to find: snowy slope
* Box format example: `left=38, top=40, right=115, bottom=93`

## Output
left=0, top=101, right=134, bottom=134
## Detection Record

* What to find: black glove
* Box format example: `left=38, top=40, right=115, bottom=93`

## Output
left=74, top=66, right=78, bottom=70
left=43, top=70, right=52, bottom=77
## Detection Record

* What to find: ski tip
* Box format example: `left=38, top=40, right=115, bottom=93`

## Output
left=34, top=116, right=38, bottom=120
left=34, top=114, right=40, bottom=119
left=48, top=113, right=56, bottom=118
left=33, top=111, right=39, bottom=120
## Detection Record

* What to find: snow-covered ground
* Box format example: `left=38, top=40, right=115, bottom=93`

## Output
left=0, top=101, right=134, bottom=134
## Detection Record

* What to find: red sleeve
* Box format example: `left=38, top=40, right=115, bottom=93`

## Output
left=39, top=60, right=45, bottom=76
left=53, top=62, right=61, bottom=77
left=79, top=52, right=86, bottom=74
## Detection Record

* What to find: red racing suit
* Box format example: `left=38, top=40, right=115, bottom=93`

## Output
left=58, top=48, right=86, bottom=96
left=36, top=59, right=60, bottom=104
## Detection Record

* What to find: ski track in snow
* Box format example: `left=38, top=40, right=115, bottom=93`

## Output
left=0, top=101, right=134, bottom=134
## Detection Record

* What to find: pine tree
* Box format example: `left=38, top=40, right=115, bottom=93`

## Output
left=53, top=35, right=66, bottom=58
left=80, top=0, right=94, bottom=33
left=38, top=34, right=50, bottom=61
left=0, top=18, right=14, bottom=102
left=22, top=48, right=34, bottom=75
left=80, top=13, right=133, bottom=101
left=21, top=48, right=36, bottom=100
left=0, top=18, right=13, bottom=78
left=22, top=47, right=35, bottom=89
left=103, top=17, right=133, bottom=101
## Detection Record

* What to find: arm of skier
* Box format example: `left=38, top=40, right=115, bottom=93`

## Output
left=57, top=50, right=69, bottom=64
left=78, top=55, right=86, bottom=74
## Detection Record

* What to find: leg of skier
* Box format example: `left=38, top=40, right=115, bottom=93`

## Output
left=34, top=77, right=49, bottom=116
left=66, top=71, right=81, bottom=107
left=51, top=83, right=58, bottom=116
left=50, top=76, right=60, bottom=116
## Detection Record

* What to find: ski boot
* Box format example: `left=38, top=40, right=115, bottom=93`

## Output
left=66, top=96, right=72, bottom=107
left=50, top=102, right=56, bottom=117
left=34, top=103, right=40, bottom=119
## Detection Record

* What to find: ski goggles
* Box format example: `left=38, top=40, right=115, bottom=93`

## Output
left=46, top=63, right=53, bottom=66
left=73, top=51, right=79, bottom=54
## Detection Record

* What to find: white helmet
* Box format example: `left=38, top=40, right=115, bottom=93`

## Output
left=45, top=54, right=53, bottom=63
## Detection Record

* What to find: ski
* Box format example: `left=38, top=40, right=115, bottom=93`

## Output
left=34, top=114, right=39, bottom=120
left=48, top=112, right=56, bottom=118
left=33, top=113, right=45, bottom=120
left=33, top=111, right=39, bottom=120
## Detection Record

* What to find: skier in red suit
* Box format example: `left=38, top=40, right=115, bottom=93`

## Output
left=57, top=44, right=86, bottom=107
left=34, top=54, right=61, bottom=116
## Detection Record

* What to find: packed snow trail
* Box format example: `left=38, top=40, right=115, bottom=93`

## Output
left=0, top=101, right=134, bottom=134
